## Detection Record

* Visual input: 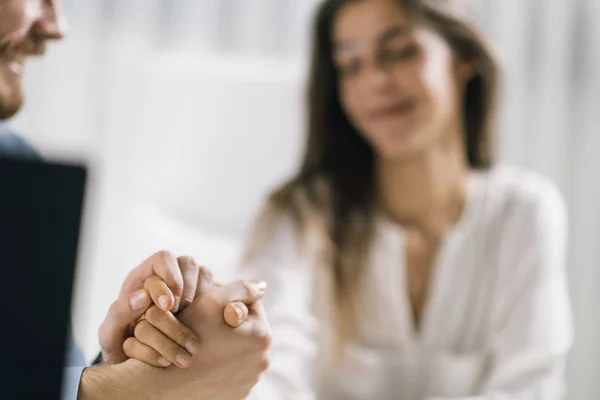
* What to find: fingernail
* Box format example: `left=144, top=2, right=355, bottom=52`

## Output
left=252, top=281, right=267, bottom=294
left=176, top=352, right=192, bottom=367
left=233, top=303, right=244, bottom=320
left=158, top=356, right=171, bottom=367
left=129, top=290, right=147, bottom=311
left=158, top=295, right=170, bottom=310
left=186, top=338, right=200, bottom=355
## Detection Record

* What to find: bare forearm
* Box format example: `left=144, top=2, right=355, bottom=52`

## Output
left=77, top=360, right=160, bottom=400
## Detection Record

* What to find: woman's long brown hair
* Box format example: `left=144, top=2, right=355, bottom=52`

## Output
left=244, top=0, right=500, bottom=356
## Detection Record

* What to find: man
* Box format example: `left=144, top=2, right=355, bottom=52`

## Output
left=0, top=1, right=270, bottom=399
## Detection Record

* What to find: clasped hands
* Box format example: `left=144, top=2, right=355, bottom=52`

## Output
left=95, top=250, right=271, bottom=400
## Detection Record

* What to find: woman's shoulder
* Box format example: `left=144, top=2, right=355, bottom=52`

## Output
left=473, top=165, right=567, bottom=243
left=478, top=165, right=566, bottom=218
left=242, top=175, right=332, bottom=266
left=242, top=197, right=306, bottom=263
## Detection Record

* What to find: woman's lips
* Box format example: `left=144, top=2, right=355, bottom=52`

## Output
left=369, top=100, right=416, bottom=120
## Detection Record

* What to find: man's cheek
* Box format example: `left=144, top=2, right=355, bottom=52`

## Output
left=0, top=1, right=38, bottom=45
left=0, top=17, right=22, bottom=45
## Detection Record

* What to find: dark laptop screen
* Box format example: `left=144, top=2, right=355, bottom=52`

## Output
left=0, top=158, right=86, bottom=398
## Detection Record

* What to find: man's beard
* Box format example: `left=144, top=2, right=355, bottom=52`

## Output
left=0, top=88, right=23, bottom=120
left=0, top=37, right=44, bottom=120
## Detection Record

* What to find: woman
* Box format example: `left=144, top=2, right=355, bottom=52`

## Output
left=243, top=0, right=573, bottom=399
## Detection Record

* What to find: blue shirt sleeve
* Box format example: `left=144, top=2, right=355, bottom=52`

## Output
left=61, top=329, right=87, bottom=400
left=0, top=125, right=40, bottom=160
left=61, top=366, right=85, bottom=400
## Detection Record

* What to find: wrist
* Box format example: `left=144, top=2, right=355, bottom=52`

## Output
left=77, top=365, right=110, bottom=400
left=77, top=360, right=158, bottom=400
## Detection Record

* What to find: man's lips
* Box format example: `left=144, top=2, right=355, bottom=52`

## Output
left=0, top=38, right=45, bottom=62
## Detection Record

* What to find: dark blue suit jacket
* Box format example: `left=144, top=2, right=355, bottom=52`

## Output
left=0, top=122, right=86, bottom=368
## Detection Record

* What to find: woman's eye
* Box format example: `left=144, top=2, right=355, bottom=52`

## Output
left=337, top=60, right=361, bottom=77
left=382, top=44, right=419, bottom=63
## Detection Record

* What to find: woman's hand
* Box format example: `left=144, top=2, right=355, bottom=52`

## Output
left=123, top=266, right=253, bottom=368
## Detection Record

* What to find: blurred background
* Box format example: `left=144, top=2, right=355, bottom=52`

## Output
left=9, top=0, right=599, bottom=398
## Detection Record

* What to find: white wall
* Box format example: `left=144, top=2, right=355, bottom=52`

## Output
left=9, top=0, right=600, bottom=398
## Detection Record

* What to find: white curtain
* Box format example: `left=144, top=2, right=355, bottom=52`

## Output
left=10, top=1, right=599, bottom=398
left=476, top=2, right=600, bottom=398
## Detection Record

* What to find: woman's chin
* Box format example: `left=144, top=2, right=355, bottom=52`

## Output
left=371, top=129, right=426, bottom=161
left=377, top=146, right=424, bottom=162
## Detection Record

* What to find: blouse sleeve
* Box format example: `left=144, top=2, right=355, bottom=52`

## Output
left=429, top=180, right=574, bottom=400
left=239, top=213, right=322, bottom=400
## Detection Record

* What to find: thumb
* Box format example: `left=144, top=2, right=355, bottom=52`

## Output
left=98, top=289, right=152, bottom=364
left=213, top=280, right=267, bottom=306
left=223, top=301, right=250, bottom=328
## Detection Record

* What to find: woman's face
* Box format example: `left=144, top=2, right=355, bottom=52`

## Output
left=333, top=0, right=471, bottom=160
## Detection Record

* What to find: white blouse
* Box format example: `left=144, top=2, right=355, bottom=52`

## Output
left=243, top=166, right=574, bottom=400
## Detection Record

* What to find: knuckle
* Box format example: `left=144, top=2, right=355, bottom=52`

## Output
left=259, top=332, right=272, bottom=350
left=171, top=278, right=185, bottom=293
left=144, top=275, right=159, bottom=286
left=155, top=250, right=175, bottom=262
left=98, top=320, right=107, bottom=337
left=132, top=342, right=156, bottom=362
left=258, top=354, right=270, bottom=372
left=164, top=340, right=182, bottom=356
left=145, top=305, right=163, bottom=323
left=172, top=281, right=185, bottom=294
left=153, top=251, right=185, bottom=289
left=251, top=325, right=272, bottom=350
left=122, top=337, right=136, bottom=355
left=178, top=255, right=198, bottom=269
left=107, top=299, right=121, bottom=316
left=238, top=280, right=254, bottom=299
left=97, top=323, right=111, bottom=349
left=141, top=348, right=155, bottom=361
left=198, top=266, right=214, bottom=281
left=196, top=267, right=215, bottom=294
left=180, top=293, right=195, bottom=307
left=134, top=320, right=151, bottom=338
left=173, top=329, right=190, bottom=345
left=99, top=301, right=123, bottom=337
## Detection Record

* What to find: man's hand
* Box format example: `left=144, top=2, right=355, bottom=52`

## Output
left=124, top=266, right=254, bottom=369
left=98, top=251, right=201, bottom=365
left=159, top=280, right=271, bottom=400
left=79, top=280, right=271, bottom=400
